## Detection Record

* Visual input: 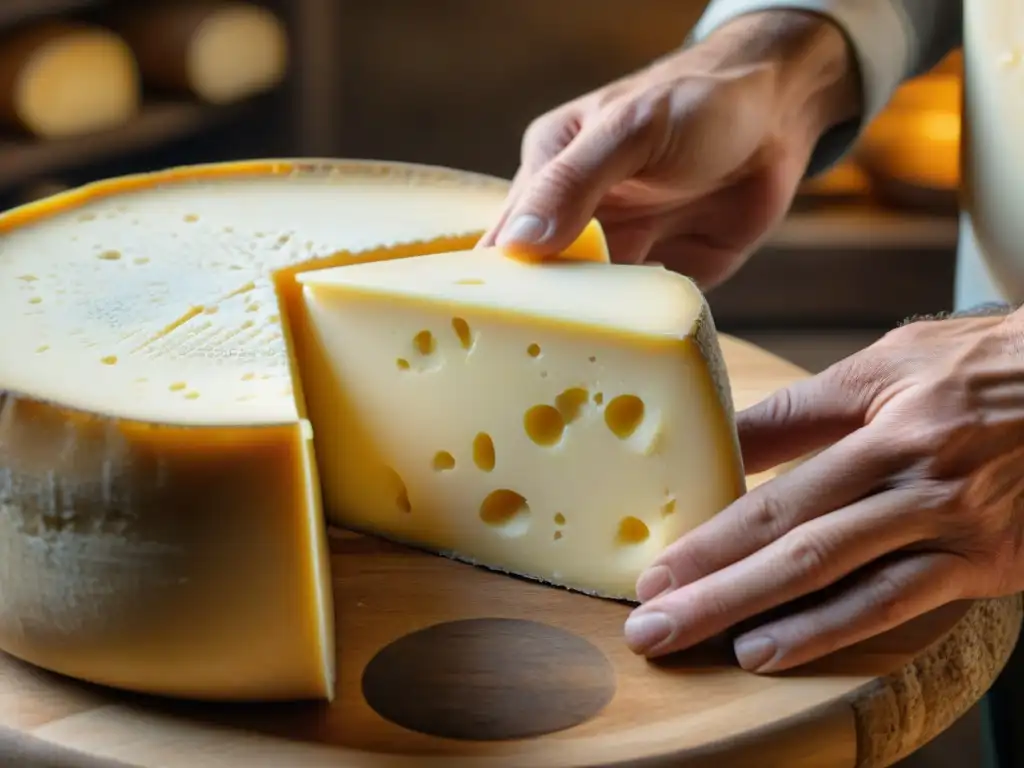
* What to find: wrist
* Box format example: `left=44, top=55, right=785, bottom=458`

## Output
left=693, top=10, right=861, bottom=142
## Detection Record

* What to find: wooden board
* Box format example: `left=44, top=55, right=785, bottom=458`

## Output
left=0, top=335, right=1019, bottom=768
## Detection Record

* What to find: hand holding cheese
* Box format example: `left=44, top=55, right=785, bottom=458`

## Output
left=0, top=160, right=742, bottom=702
left=479, top=11, right=860, bottom=287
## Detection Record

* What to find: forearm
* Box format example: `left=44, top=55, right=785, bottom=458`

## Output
left=690, top=0, right=962, bottom=174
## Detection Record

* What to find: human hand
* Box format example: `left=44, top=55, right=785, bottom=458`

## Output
left=478, top=11, right=859, bottom=289
left=625, top=309, right=1024, bottom=672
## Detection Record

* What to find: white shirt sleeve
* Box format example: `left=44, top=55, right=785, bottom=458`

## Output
left=689, top=0, right=962, bottom=174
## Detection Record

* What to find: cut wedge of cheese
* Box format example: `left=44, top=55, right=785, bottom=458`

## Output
left=0, top=159, right=611, bottom=702
left=297, top=249, right=746, bottom=598
left=114, top=1, right=289, bottom=105
left=0, top=22, right=140, bottom=138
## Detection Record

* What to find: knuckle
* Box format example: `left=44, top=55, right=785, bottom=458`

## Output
left=740, top=492, right=786, bottom=542
left=521, top=110, right=576, bottom=165
left=530, top=161, right=588, bottom=205
left=867, top=568, right=908, bottom=626
left=757, top=386, right=799, bottom=427
left=780, top=530, right=832, bottom=586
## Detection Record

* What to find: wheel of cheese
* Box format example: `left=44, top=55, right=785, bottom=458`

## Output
left=2, top=158, right=751, bottom=706
left=114, top=1, right=288, bottom=104
left=0, top=22, right=139, bottom=138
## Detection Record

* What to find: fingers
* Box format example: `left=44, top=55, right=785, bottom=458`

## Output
left=491, top=108, right=656, bottom=258
left=636, top=426, right=896, bottom=601
left=731, top=551, right=968, bottom=672
left=478, top=108, right=582, bottom=250
left=624, top=486, right=936, bottom=658
left=738, top=359, right=879, bottom=476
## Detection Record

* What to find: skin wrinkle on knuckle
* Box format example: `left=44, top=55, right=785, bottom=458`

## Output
left=740, top=492, right=787, bottom=543
left=780, top=529, right=833, bottom=588
left=662, top=539, right=716, bottom=584
left=866, top=568, right=909, bottom=627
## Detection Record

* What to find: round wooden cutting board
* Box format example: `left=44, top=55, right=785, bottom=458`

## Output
left=0, top=335, right=1019, bottom=768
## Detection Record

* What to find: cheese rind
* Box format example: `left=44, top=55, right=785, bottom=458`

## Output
left=0, top=400, right=333, bottom=700
left=296, top=249, right=745, bottom=599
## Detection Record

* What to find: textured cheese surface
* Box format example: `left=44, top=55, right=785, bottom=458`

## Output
left=298, top=250, right=745, bottom=599
left=0, top=164, right=508, bottom=424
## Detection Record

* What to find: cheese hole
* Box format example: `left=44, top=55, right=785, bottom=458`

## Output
left=169, top=382, right=187, bottom=391
left=455, top=277, right=484, bottom=285
left=396, top=358, right=411, bottom=370
left=605, top=395, right=645, bottom=439
left=97, top=249, right=121, bottom=261
left=594, top=392, right=604, bottom=405
left=553, top=531, right=563, bottom=541
left=184, top=213, right=199, bottom=222
left=588, top=356, right=597, bottom=363
left=184, top=391, right=200, bottom=400
left=432, top=451, right=456, bottom=471
left=661, top=496, right=677, bottom=517
left=479, top=489, right=531, bottom=537
left=473, top=432, right=495, bottom=471
left=554, top=512, right=566, bottom=525
left=100, top=355, right=118, bottom=365
left=524, top=405, right=565, bottom=446
left=555, top=387, right=589, bottom=423
left=616, top=516, right=650, bottom=546
left=527, top=343, right=541, bottom=358
left=383, top=467, right=412, bottom=513
left=35, top=345, right=49, bottom=353
left=451, top=317, right=472, bottom=349
left=413, top=330, right=435, bottom=356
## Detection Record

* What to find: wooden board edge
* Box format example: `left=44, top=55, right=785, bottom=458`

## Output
left=849, top=594, right=1024, bottom=768
left=600, top=699, right=858, bottom=768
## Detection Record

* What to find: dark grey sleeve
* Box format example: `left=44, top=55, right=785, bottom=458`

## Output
left=689, top=0, right=963, bottom=176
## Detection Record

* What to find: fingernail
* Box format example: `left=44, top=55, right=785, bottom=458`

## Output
left=734, top=635, right=777, bottom=672
left=636, top=565, right=673, bottom=602
left=496, top=214, right=551, bottom=247
left=624, top=612, right=673, bottom=654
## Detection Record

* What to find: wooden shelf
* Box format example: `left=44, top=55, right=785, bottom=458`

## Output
left=772, top=206, right=959, bottom=251
left=0, top=0, right=104, bottom=30
left=0, top=101, right=247, bottom=194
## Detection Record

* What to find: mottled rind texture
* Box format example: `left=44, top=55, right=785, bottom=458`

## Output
left=691, top=293, right=746, bottom=488
left=850, top=594, right=1022, bottom=768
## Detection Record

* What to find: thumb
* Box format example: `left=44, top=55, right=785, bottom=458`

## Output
left=737, top=360, right=874, bottom=475
left=494, top=116, right=651, bottom=259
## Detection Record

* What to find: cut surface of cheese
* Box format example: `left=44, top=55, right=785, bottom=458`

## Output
left=0, top=159, right=611, bottom=702
left=1, top=23, right=139, bottom=138
left=296, top=249, right=745, bottom=599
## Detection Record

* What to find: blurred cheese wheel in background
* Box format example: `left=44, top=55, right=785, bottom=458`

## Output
left=115, top=1, right=289, bottom=105
left=0, top=22, right=139, bottom=139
